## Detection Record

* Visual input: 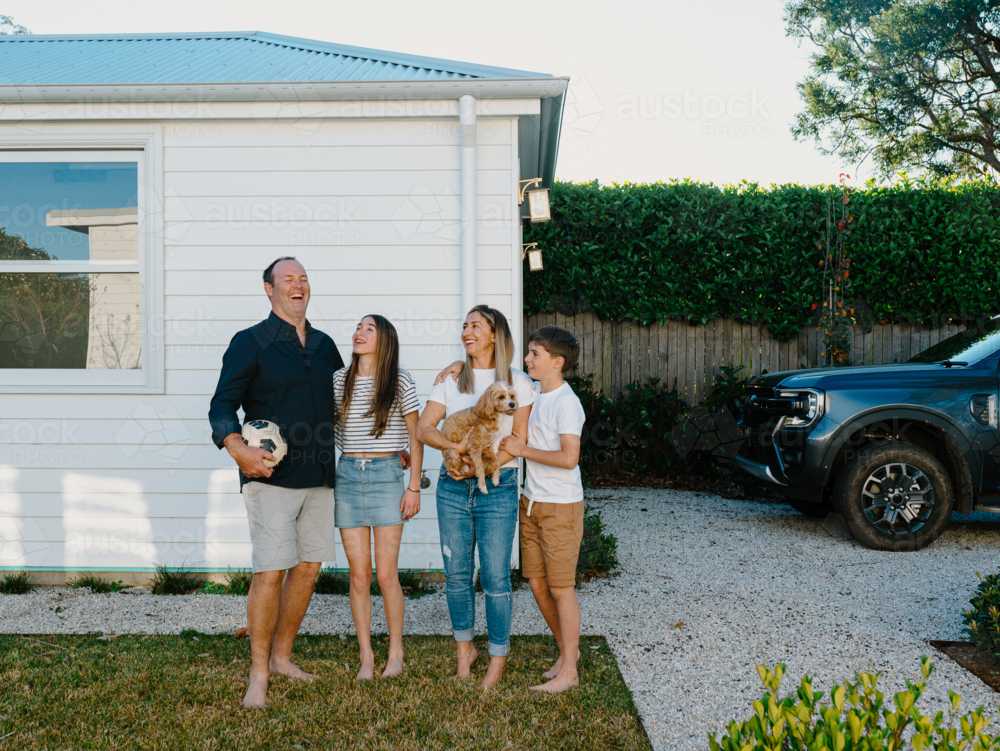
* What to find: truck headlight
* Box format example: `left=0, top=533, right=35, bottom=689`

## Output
left=777, top=389, right=824, bottom=428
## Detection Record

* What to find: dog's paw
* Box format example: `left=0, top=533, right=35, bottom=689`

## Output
left=477, top=480, right=489, bottom=494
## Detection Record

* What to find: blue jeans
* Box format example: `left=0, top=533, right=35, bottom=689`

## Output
left=436, top=464, right=519, bottom=657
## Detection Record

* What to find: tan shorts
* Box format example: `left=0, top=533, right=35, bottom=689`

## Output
left=519, top=495, right=584, bottom=588
left=242, top=482, right=336, bottom=573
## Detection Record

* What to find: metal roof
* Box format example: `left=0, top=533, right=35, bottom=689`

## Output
left=0, top=31, right=550, bottom=85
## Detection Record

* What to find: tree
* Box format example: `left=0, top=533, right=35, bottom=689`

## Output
left=0, top=14, right=27, bottom=35
left=786, top=0, right=1000, bottom=179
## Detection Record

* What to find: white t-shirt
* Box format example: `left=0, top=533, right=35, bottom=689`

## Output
left=426, top=367, right=535, bottom=469
left=523, top=381, right=586, bottom=504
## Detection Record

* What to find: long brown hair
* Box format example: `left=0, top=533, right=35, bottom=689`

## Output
left=457, top=305, right=514, bottom=395
left=340, top=314, right=401, bottom=438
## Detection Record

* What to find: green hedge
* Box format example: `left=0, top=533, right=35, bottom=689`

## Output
left=523, top=179, right=1000, bottom=340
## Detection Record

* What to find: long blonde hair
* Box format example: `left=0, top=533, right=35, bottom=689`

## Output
left=340, top=314, right=401, bottom=439
left=457, top=304, right=513, bottom=395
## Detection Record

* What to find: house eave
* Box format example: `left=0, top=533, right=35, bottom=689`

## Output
left=0, top=77, right=569, bottom=103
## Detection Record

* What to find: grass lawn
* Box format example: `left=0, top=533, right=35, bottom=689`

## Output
left=0, top=633, right=651, bottom=750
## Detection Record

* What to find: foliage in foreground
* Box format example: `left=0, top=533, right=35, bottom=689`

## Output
left=711, top=658, right=998, bottom=751
left=0, top=571, right=35, bottom=594
left=964, top=570, right=1000, bottom=662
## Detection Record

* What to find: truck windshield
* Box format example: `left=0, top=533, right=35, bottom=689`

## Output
left=908, top=318, right=1000, bottom=364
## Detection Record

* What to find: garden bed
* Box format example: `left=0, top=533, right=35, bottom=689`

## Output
left=930, top=640, right=1000, bottom=693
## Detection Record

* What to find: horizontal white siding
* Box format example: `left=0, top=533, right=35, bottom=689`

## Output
left=1, top=114, right=521, bottom=572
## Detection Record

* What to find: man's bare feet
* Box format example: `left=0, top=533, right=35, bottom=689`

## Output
left=456, top=642, right=478, bottom=679
left=242, top=673, right=269, bottom=709
left=530, top=670, right=579, bottom=693
left=478, top=656, right=505, bottom=690
left=268, top=658, right=317, bottom=681
left=542, top=649, right=581, bottom=680
left=355, top=655, right=375, bottom=681
left=380, top=651, right=404, bottom=679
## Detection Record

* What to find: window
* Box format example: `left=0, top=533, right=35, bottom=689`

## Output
left=0, top=134, right=163, bottom=393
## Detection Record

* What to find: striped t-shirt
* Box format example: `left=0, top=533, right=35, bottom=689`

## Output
left=333, top=368, right=420, bottom=453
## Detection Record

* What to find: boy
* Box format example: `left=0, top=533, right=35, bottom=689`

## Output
left=499, top=325, right=585, bottom=693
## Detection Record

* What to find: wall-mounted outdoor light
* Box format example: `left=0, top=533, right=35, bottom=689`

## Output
left=518, top=178, right=551, bottom=223
left=523, top=242, right=544, bottom=271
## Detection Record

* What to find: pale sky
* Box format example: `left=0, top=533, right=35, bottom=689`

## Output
left=1, top=0, right=863, bottom=187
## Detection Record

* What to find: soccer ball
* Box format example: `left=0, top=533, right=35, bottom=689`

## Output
left=241, top=420, right=288, bottom=469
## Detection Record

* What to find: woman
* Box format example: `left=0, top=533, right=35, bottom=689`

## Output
left=334, top=315, right=423, bottom=680
left=417, top=304, right=534, bottom=689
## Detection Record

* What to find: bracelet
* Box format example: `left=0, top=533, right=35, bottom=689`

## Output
left=406, top=486, right=421, bottom=493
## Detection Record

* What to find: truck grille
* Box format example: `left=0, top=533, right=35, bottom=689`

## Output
left=739, top=385, right=775, bottom=430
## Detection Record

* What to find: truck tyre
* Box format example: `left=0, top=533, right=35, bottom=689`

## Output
left=832, top=443, right=953, bottom=551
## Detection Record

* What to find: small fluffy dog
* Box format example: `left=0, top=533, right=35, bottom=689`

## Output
left=441, top=381, right=519, bottom=493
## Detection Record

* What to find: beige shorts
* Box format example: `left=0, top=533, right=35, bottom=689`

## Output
left=519, top=495, right=584, bottom=588
left=242, top=482, right=336, bottom=573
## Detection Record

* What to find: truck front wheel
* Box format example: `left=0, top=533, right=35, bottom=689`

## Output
left=832, top=443, right=953, bottom=551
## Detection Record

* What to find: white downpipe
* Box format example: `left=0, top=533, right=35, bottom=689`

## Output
left=459, top=94, right=477, bottom=318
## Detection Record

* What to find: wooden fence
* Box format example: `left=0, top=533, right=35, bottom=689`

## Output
left=525, top=311, right=967, bottom=404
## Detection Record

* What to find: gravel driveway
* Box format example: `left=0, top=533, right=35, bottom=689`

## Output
left=3, top=488, right=1000, bottom=750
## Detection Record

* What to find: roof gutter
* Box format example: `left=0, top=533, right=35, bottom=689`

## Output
left=0, top=77, right=568, bottom=103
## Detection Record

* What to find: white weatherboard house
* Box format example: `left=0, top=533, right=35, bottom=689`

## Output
left=0, top=32, right=567, bottom=583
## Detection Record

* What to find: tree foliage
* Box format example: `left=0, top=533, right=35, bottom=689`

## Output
left=786, top=0, right=1000, bottom=178
left=0, top=14, right=28, bottom=35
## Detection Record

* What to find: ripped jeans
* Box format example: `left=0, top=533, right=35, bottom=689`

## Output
left=435, top=464, right=519, bottom=657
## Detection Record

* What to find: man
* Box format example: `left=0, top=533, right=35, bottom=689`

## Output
left=209, top=256, right=343, bottom=709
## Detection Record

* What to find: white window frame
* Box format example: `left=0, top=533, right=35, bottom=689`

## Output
left=0, top=129, right=164, bottom=393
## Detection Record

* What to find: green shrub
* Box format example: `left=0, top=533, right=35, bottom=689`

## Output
left=964, top=571, right=1000, bottom=660
left=314, top=568, right=435, bottom=599
left=711, top=658, right=1000, bottom=750
left=568, top=373, right=692, bottom=475
left=577, top=507, right=619, bottom=580
left=0, top=571, right=35, bottom=594
left=67, top=574, right=128, bottom=594
left=314, top=568, right=351, bottom=595
left=150, top=567, right=205, bottom=596
left=525, top=179, right=1000, bottom=340
left=224, top=568, right=253, bottom=596
left=397, top=571, right=436, bottom=599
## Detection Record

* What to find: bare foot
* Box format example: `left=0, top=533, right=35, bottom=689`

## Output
left=355, top=655, right=375, bottom=681
left=478, top=656, right=506, bottom=690
left=543, top=650, right=581, bottom=680
left=456, top=643, right=478, bottom=679
left=268, top=658, right=317, bottom=681
left=242, top=673, right=268, bottom=709
left=380, top=651, right=404, bottom=679
left=530, top=670, right=579, bottom=693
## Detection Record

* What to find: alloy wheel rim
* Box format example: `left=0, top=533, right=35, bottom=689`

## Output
left=860, top=462, right=935, bottom=536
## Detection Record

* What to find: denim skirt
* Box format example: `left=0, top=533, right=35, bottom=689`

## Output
left=334, top=455, right=407, bottom=529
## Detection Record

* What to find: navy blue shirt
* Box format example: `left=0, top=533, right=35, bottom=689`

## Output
left=209, top=312, right=344, bottom=489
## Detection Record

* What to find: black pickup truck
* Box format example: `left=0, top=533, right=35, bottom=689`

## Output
left=735, top=319, right=1000, bottom=551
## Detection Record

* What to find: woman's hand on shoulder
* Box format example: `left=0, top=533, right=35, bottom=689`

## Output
left=433, top=360, right=465, bottom=385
